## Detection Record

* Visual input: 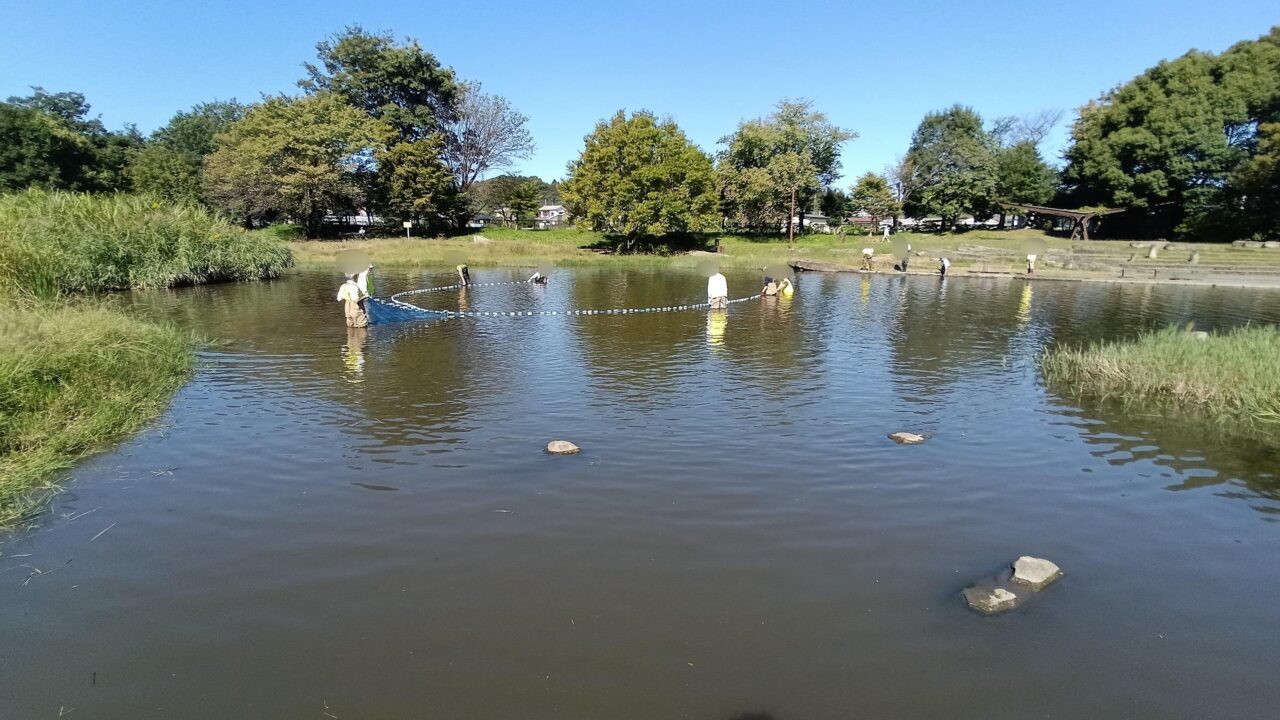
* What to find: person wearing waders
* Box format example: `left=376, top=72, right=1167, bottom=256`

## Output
left=861, top=247, right=874, bottom=271
left=707, top=271, right=729, bottom=310
left=356, top=263, right=374, bottom=315
left=456, top=264, right=471, bottom=286
left=337, top=274, right=368, bottom=327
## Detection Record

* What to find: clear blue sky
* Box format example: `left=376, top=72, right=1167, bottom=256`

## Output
left=2, top=0, right=1275, bottom=186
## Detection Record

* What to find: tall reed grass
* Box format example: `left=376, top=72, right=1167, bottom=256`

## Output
left=0, top=189, right=293, bottom=298
left=1042, top=326, right=1280, bottom=442
left=0, top=303, right=195, bottom=527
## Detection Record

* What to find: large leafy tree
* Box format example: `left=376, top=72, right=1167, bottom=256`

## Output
left=1061, top=27, right=1280, bottom=237
left=128, top=100, right=246, bottom=204
left=849, top=172, right=901, bottom=231
left=301, top=26, right=459, bottom=143
left=1227, top=122, right=1280, bottom=239
left=903, top=105, right=998, bottom=228
left=3, top=87, right=141, bottom=191
left=0, top=104, right=97, bottom=191
left=560, top=110, right=718, bottom=251
left=717, top=99, right=855, bottom=235
left=377, top=134, right=455, bottom=223
left=202, top=94, right=391, bottom=236
left=994, top=140, right=1057, bottom=227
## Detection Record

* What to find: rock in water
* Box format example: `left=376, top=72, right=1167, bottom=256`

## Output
left=963, top=586, right=1020, bottom=614
left=546, top=440, right=581, bottom=455
left=1011, top=556, right=1062, bottom=591
left=888, top=432, right=925, bottom=445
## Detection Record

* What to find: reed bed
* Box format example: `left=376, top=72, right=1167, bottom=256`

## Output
left=0, top=189, right=293, bottom=298
left=1042, top=326, right=1280, bottom=441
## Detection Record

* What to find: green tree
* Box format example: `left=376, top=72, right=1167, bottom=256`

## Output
left=849, top=172, right=901, bottom=231
left=202, top=94, right=391, bottom=236
left=127, top=101, right=247, bottom=205
left=717, top=99, right=855, bottom=236
left=301, top=26, right=459, bottom=143
left=904, top=105, right=998, bottom=228
left=1061, top=27, right=1280, bottom=237
left=0, top=104, right=97, bottom=191
left=1227, top=122, right=1280, bottom=239
left=506, top=181, right=542, bottom=227
left=560, top=110, right=718, bottom=251
left=378, top=135, right=455, bottom=223
left=994, top=141, right=1056, bottom=227
left=4, top=87, right=140, bottom=191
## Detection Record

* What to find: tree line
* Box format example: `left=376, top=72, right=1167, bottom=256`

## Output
left=2, top=25, right=1276, bottom=242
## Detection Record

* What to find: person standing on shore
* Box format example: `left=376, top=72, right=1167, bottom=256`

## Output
left=939, top=257, right=951, bottom=277
left=862, top=248, right=874, bottom=271
left=1026, top=254, right=1037, bottom=274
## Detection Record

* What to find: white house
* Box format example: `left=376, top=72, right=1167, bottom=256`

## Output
left=537, top=204, right=568, bottom=229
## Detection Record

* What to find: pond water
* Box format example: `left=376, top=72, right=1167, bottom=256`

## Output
left=3, top=269, right=1279, bottom=719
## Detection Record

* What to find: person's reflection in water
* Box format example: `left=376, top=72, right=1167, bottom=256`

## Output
left=861, top=274, right=872, bottom=304
left=706, top=310, right=727, bottom=348
left=342, top=326, right=368, bottom=382
left=1017, top=282, right=1033, bottom=325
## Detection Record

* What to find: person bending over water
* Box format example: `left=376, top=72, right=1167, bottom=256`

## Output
left=707, top=271, right=728, bottom=310
left=761, top=276, right=779, bottom=297
left=778, top=277, right=794, bottom=296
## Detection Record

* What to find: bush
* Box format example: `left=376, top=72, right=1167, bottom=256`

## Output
left=0, top=189, right=294, bottom=298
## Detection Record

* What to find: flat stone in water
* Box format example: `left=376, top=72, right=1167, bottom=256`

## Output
left=889, top=432, right=925, bottom=445
left=1011, top=556, right=1063, bottom=591
left=963, top=586, right=1020, bottom=614
left=546, top=440, right=581, bottom=455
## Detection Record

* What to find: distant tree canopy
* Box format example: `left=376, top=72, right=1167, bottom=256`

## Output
left=128, top=100, right=246, bottom=204
left=560, top=110, right=718, bottom=250
left=849, top=172, right=901, bottom=229
left=1, top=87, right=140, bottom=192
left=1062, top=27, right=1280, bottom=239
left=202, top=94, right=390, bottom=236
left=903, top=105, right=998, bottom=228
left=717, top=100, right=855, bottom=235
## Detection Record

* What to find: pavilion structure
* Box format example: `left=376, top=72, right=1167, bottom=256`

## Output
left=1002, top=203, right=1125, bottom=241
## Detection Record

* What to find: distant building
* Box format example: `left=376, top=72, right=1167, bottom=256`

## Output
left=537, top=204, right=568, bottom=229
left=467, top=212, right=494, bottom=229
left=781, top=212, right=833, bottom=233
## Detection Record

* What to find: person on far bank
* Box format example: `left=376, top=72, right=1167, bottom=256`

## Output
left=939, top=257, right=951, bottom=277
left=862, top=247, right=874, bottom=271
left=1026, top=254, right=1037, bottom=275
left=707, top=271, right=729, bottom=310
left=337, top=274, right=368, bottom=328
left=882, top=223, right=891, bottom=242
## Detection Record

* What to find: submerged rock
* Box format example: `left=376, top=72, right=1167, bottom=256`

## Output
left=1011, top=556, right=1063, bottom=591
left=888, top=432, right=925, bottom=445
left=963, top=586, right=1020, bottom=614
left=546, top=440, right=581, bottom=455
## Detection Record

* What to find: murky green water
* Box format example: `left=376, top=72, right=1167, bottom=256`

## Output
left=3, top=269, right=1279, bottom=719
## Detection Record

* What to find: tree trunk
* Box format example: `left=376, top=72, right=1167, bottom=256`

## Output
left=788, top=190, right=796, bottom=245
left=998, top=211, right=1007, bottom=230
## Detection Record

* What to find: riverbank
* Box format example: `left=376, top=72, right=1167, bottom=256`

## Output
left=1043, top=326, right=1280, bottom=448
left=289, top=227, right=1280, bottom=286
left=0, top=304, right=195, bottom=528
left=0, top=190, right=294, bottom=529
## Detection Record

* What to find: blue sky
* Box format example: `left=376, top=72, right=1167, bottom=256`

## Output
left=2, top=1, right=1275, bottom=186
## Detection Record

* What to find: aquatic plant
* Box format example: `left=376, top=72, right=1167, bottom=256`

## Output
left=1042, top=326, right=1280, bottom=442
left=0, top=189, right=293, bottom=298
left=0, top=303, right=195, bottom=528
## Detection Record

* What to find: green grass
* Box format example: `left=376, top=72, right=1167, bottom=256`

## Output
left=0, top=189, right=294, bottom=298
left=290, top=226, right=1280, bottom=279
left=1042, top=326, right=1280, bottom=445
left=0, top=303, right=196, bottom=528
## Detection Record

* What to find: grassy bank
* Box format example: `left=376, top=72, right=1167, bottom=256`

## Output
left=0, top=303, right=195, bottom=527
left=290, top=226, right=1280, bottom=281
left=0, top=189, right=293, bottom=298
left=1043, top=326, right=1280, bottom=445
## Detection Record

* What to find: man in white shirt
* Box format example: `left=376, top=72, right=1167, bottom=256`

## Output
left=707, top=271, right=728, bottom=310
left=336, top=274, right=368, bottom=327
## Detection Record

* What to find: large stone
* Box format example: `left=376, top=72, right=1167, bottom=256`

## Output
left=1011, top=556, right=1062, bottom=591
left=545, top=440, right=581, bottom=455
left=888, top=432, right=925, bottom=445
left=963, top=586, right=1020, bottom=614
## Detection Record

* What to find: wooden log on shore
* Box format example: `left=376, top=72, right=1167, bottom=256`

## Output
left=788, top=259, right=859, bottom=273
